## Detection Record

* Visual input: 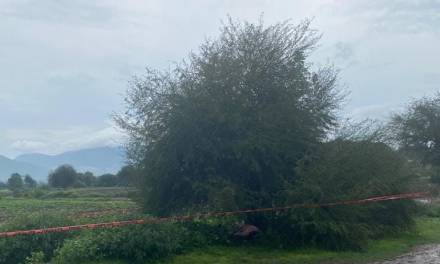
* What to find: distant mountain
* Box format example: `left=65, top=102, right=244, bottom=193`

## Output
left=0, top=147, right=126, bottom=182
left=0, top=155, right=48, bottom=182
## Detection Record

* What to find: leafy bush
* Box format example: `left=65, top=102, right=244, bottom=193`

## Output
left=53, top=222, right=226, bottom=263
left=267, top=138, right=416, bottom=250
left=24, top=251, right=45, bottom=264
left=0, top=213, right=73, bottom=263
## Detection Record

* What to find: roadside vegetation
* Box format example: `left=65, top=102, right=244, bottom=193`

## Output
left=1, top=17, right=440, bottom=264
left=161, top=217, right=440, bottom=264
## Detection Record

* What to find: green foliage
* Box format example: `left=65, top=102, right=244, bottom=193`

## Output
left=391, top=93, right=440, bottom=169
left=47, top=164, right=128, bottom=188
left=114, top=17, right=418, bottom=251
left=46, top=164, right=128, bottom=189
left=8, top=173, right=24, bottom=191
left=158, top=218, right=440, bottom=264
left=53, top=223, right=208, bottom=264
left=0, top=196, right=135, bottom=222
left=25, top=187, right=47, bottom=198
left=275, top=135, right=416, bottom=249
left=24, top=175, right=37, bottom=188
left=24, top=251, right=45, bottom=264
left=0, top=213, right=73, bottom=263
left=77, top=172, right=97, bottom=187
left=96, top=174, right=119, bottom=187
left=117, top=165, right=139, bottom=187
left=431, top=170, right=440, bottom=185
left=48, top=165, right=78, bottom=188
left=116, top=18, right=342, bottom=216
left=80, top=218, right=440, bottom=264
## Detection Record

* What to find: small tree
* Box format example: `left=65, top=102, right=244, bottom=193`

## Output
left=391, top=93, right=440, bottom=166
left=7, top=173, right=24, bottom=191
left=76, top=171, right=96, bottom=187
left=96, top=174, right=118, bottom=187
left=117, top=165, right=138, bottom=186
left=390, top=93, right=440, bottom=186
left=24, top=175, right=37, bottom=188
left=48, top=165, right=77, bottom=188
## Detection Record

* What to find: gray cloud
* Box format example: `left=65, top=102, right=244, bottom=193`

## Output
left=6, top=124, right=125, bottom=155
left=328, top=0, right=440, bottom=34
left=333, top=42, right=355, bottom=62
left=0, top=0, right=439, bottom=157
left=0, top=0, right=119, bottom=27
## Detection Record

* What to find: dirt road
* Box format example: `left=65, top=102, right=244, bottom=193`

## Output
left=371, top=244, right=440, bottom=264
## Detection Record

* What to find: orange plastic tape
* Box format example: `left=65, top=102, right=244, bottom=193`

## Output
left=0, top=192, right=428, bottom=238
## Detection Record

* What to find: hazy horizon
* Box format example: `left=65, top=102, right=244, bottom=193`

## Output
left=1, top=0, right=439, bottom=158
left=0, top=145, right=122, bottom=160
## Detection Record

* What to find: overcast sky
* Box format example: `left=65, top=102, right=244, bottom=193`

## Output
left=0, top=0, right=439, bottom=158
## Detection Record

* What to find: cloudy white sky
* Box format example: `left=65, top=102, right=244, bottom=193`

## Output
left=0, top=0, right=439, bottom=158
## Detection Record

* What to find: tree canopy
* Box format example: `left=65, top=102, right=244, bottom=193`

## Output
left=76, top=171, right=97, bottom=187
left=117, top=18, right=416, bottom=249
left=96, top=174, right=119, bottom=187
left=391, top=93, right=440, bottom=167
left=24, top=175, right=37, bottom=188
left=116, top=18, right=342, bottom=215
left=7, top=173, right=24, bottom=191
left=48, top=165, right=77, bottom=189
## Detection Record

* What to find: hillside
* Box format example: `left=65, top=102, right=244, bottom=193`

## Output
left=0, top=155, right=47, bottom=182
left=0, top=147, right=126, bottom=182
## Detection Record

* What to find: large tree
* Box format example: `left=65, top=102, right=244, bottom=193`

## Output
left=116, top=18, right=342, bottom=216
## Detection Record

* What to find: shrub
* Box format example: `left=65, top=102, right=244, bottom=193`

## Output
left=268, top=139, right=416, bottom=250
left=0, top=213, right=73, bottom=263
left=24, top=251, right=45, bottom=264
left=53, top=220, right=234, bottom=263
left=54, top=223, right=189, bottom=263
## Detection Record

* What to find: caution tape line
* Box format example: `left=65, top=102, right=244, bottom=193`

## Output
left=0, top=192, right=428, bottom=238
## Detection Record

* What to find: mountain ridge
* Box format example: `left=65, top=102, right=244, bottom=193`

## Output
left=1, top=146, right=126, bottom=182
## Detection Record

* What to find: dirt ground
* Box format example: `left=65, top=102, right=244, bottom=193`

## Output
left=371, top=244, right=440, bottom=264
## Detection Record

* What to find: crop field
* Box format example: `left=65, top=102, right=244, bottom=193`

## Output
left=0, top=198, right=137, bottom=224
left=0, top=188, right=139, bottom=228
